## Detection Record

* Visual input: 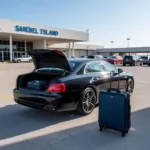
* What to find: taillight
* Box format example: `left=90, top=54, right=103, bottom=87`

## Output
left=47, top=83, right=66, bottom=93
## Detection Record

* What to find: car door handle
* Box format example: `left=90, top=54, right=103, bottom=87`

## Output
left=93, top=77, right=100, bottom=81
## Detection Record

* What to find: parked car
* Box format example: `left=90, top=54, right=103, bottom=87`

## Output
left=106, top=56, right=123, bottom=65
left=87, top=55, right=105, bottom=60
left=137, top=55, right=150, bottom=66
left=13, top=49, right=134, bottom=115
left=104, top=56, right=109, bottom=59
left=123, top=55, right=141, bottom=66
left=13, top=55, right=32, bottom=63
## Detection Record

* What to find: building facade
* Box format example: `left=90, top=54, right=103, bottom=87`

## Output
left=49, top=43, right=104, bottom=57
left=0, top=19, right=89, bottom=61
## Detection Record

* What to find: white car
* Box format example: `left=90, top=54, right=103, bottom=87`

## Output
left=13, top=55, right=32, bottom=63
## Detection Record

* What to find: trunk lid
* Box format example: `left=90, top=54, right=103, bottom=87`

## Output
left=28, top=49, right=71, bottom=71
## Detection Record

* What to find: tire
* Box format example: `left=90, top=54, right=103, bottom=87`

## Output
left=133, top=62, right=136, bottom=66
left=126, top=78, right=134, bottom=93
left=99, top=126, right=103, bottom=131
left=122, top=132, right=125, bottom=137
left=76, top=87, right=97, bottom=115
left=29, top=59, right=32, bottom=63
left=17, top=59, right=21, bottom=63
left=123, top=63, right=125, bottom=66
left=148, top=64, right=150, bottom=66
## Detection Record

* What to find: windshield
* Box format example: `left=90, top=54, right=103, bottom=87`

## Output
left=124, top=56, right=132, bottom=59
left=35, top=67, right=66, bottom=73
left=68, top=61, right=80, bottom=70
left=141, top=56, right=148, bottom=59
left=35, top=61, right=80, bottom=73
left=88, top=56, right=94, bottom=58
left=109, top=56, right=116, bottom=59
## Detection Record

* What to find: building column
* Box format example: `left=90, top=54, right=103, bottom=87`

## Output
left=9, top=35, right=13, bottom=62
left=68, top=41, right=71, bottom=56
left=44, top=38, right=47, bottom=49
left=72, top=42, right=75, bottom=57
left=25, top=40, right=27, bottom=54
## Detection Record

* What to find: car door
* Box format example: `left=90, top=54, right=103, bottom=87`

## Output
left=21, top=56, right=26, bottom=62
left=24, top=56, right=29, bottom=62
left=84, top=61, right=110, bottom=92
left=101, top=61, right=119, bottom=89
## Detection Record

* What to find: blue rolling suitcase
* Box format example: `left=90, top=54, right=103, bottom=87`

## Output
left=98, top=73, right=131, bottom=137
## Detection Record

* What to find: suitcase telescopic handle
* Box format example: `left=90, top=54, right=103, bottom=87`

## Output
left=107, top=88, right=121, bottom=93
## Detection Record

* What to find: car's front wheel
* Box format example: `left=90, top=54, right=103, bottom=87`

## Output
left=17, top=59, right=21, bottom=63
left=77, top=87, right=97, bottom=115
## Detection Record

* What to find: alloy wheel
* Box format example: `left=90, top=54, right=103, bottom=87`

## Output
left=127, top=79, right=134, bottom=93
left=82, top=89, right=96, bottom=114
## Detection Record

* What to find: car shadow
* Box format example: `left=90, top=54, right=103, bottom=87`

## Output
left=0, top=104, right=82, bottom=140
left=1, top=107, right=150, bottom=150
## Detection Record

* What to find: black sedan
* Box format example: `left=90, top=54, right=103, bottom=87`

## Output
left=13, top=49, right=134, bottom=115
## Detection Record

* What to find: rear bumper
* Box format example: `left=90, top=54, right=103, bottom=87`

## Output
left=123, top=60, right=134, bottom=64
left=106, top=60, right=114, bottom=64
left=13, top=89, right=79, bottom=112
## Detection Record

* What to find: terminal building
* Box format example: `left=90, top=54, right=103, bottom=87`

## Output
left=0, top=19, right=103, bottom=62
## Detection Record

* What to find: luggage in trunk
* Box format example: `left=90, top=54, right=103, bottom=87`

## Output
left=99, top=88, right=131, bottom=137
left=27, top=80, right=48, bottom=90
left=19, top=72, right=62, bottom=91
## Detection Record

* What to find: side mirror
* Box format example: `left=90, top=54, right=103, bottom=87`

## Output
left=118, top=68, right=123, bottom=74
left=110, top=71, right=117, bottom=76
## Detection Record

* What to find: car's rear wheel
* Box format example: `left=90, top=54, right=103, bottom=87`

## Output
left=126, top=78, right=134, bottom=93
left=77, top=87, right=96, bottom=115
left=133, top=62, right=136, bottom=66
left=123, top=63, right=125, bottom=66
left=140, top=62, right=143, bottom=66
left=29, top=59, right=32, bottom=63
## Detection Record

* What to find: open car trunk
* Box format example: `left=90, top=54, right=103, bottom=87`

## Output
left=19, top=72, right=63, bottom=91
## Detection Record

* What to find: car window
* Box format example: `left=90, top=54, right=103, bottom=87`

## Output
left=85, top=61, right=103, bottom=73
left=141, top=56, right=148, bottom=59
left=88, top=55, right=94, bottom=59
left=110, top=56, right=116, bottom=59
left=68, top=61, right=80, bottom=71
left=124, top=56, right=132, bottom=59
left=102, top=61, right=117, bottom=73
left=85, top=65, right=91, bottom=73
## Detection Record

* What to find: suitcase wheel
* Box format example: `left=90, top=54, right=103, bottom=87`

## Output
left=99, top=126, right=103, bottom=131
left=122, top=132, right=126, bottom=137
left=125, top=130, right=129, bottom=134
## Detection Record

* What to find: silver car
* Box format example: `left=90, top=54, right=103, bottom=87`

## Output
left=13, top=55, right=32, bottom=63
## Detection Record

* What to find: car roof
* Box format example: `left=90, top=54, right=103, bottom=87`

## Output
left=68, top=58, right=105, bottom=64
left=68, top=58, right=93, bottom=63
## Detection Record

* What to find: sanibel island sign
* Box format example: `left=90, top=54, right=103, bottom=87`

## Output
left=15, top=25, right=59, bottom=36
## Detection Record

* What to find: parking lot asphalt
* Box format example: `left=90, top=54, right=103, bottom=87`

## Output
left=0, top=63, right=150, bottom=150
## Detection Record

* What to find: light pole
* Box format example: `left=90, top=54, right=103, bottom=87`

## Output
left=111, top=41, right=114, bottom=48
left=127, top=38, right=130, bottom=48
left=87, top=46, right=89, bottom=56
left=66, top=46, right=68, bottom=56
